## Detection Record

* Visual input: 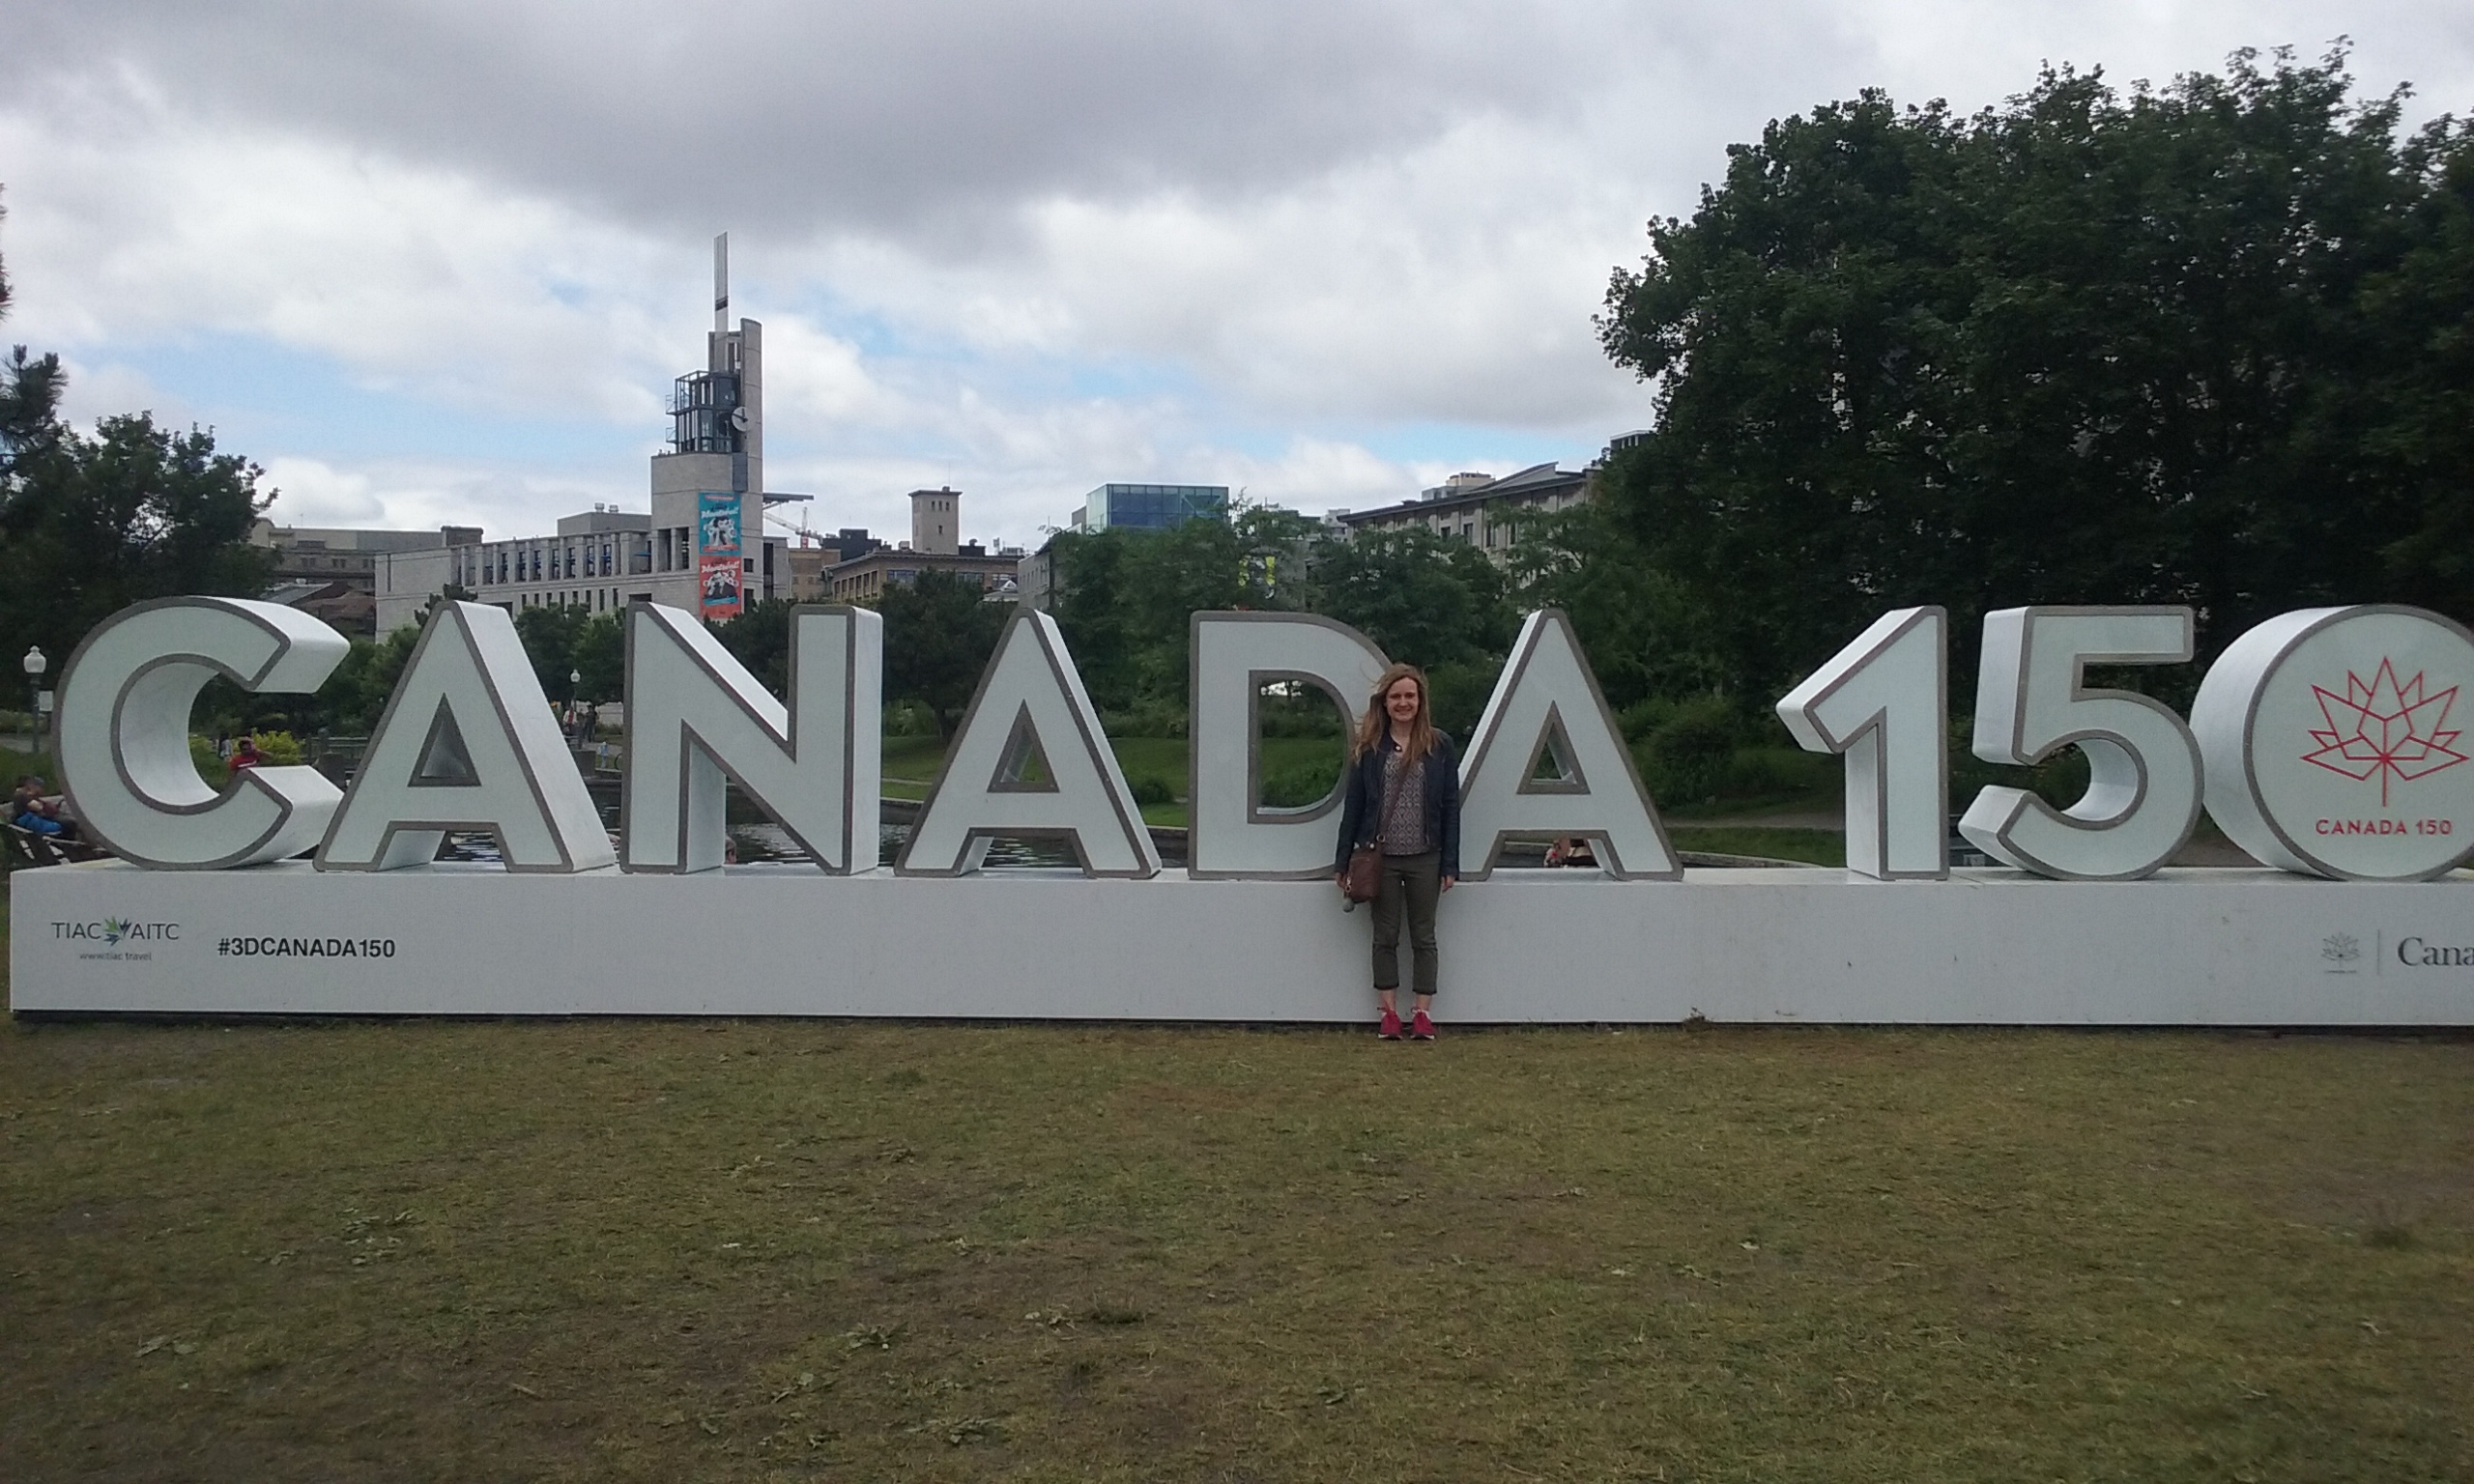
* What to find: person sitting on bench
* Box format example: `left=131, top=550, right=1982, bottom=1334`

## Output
left=12, top=775, right=78, bottom=841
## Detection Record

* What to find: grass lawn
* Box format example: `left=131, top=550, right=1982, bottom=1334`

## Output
left=880, top=735, right=1346, bottom=828
left=3, top=883, right=2469, bottom=1480
left=1668, top=826, right=1845, bottom=867
left=878, top=737, right=1851, bottom=862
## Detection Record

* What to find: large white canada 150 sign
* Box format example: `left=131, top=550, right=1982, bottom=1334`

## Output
left=12, top=595, right=2471, bottom=1024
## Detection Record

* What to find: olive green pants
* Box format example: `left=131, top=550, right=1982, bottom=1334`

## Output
left=1369, top=850, right=1442, bottom=997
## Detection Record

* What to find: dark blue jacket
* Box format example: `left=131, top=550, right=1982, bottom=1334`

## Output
left=1334, top=730, right=1461, bottom=879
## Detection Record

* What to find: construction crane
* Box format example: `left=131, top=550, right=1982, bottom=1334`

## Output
left=763, top=500, right=821, bottom=548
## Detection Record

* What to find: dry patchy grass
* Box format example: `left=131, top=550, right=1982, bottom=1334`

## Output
left=1, top=955, right=2469, bottom=1479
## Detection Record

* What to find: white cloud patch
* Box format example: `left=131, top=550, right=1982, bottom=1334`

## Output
left=3, top=0, right=2468, bottom=548
left=51, top=357, right=190, bottom=434
left=258, top=455, right=633, bottom=539
left=0, top=71, right=684, bottom=423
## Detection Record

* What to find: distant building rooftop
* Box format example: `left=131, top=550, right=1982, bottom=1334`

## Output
left=1071, top=483, right=1229, bottom=532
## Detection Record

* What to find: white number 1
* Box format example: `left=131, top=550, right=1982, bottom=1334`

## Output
left=1776, top=608, right=1948, bottom=879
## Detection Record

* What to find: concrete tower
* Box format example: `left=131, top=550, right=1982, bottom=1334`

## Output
left=647, top=233, right=769, bottom=620
left=909, top=487, right=960, bottom=556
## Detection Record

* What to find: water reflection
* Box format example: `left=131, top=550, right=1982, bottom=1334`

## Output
left=439, top=823, right=1087, bottom=869
left=734, top=821, right=1082, bottom=869
left=443, top=823, right=1695, bottom=870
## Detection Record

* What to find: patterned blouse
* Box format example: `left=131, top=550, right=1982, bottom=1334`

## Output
left=1379, top=745, right=1430, bottom=856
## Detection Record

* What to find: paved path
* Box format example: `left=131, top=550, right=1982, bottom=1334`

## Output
left=1679, top=797, right=2264, bottom=868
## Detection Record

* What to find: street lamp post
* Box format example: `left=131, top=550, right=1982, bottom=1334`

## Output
left=569, top=669, right=582, bottom=740
left=21, top=646, right=44, bottom=747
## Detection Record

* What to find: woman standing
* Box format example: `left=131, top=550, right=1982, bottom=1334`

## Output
left=1335, top=664, right=1461, bottom=1040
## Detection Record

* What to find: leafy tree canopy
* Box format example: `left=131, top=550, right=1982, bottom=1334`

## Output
left=1044, top=502, right=1355, bottom=728
left=2, top=193, right=276, bottom=709
left=710, top=598, right=797, bottom=699
left=1597, top=46, right=2474, bottom=708
left=877, top=575, right=1007, bottom=739
left=0, top=414, right=275, bottom=688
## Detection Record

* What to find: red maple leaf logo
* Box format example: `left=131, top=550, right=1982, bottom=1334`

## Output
left=2301, top=658, right=2466, bottom=806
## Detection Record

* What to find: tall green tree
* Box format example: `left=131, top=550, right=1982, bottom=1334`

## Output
left=2361, top=120, right=2474, bottom=617
left=1317, top=527, right=1517, bottom=735
left=0, top=190, right=64, bottom=486
left=1042, top=503, right=1364, bottom=726
left=571, top=612, right=623, bottom=705
left=2, top=201, right=273, bottom=693
left=324, top=625, right=422, bottom=734
left=1500, top=500, right=1731, bottom=707
left=1597, top=47, right=2473, bottom=708
left=512, top=602, right=592, bottom=706
left=1316, top=527, right=1513, bottom=672
left=0, top=414, right=275, bottom=688
left=1045, top=528, right=1143, bottom=715
left=709, top=597, right=797, bottom=699
left=877, top=575, right=1006, bottom=738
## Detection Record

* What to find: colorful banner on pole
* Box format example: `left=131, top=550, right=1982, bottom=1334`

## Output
left=696, top=492, right=743, bottom=620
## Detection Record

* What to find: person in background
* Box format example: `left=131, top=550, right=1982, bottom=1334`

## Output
left=1334, top=663, right=1462, bottom=1041
left=228, top=736, right=263, bottom=772
left=12, top=774, right=77, bottom=840
left=1544, top=837, right=1598, bottom=869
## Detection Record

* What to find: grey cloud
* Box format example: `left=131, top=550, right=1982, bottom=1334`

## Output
left=6, top=0, right=1655, bottom=243
left=12, top=3, right=2463, bottom=257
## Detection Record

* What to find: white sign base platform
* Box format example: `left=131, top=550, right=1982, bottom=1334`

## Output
left=12, top=862, right=2473, bottom=1024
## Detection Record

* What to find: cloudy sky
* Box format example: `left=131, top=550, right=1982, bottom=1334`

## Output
left=3, top=2, right=2468, bottom=551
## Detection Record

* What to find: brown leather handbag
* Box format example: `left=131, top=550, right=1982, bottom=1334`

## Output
left=1342, top=844, right=1383, bottom=903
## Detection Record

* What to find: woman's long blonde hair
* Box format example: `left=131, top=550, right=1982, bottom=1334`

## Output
left=1351, top=663, right=1435, bottom=765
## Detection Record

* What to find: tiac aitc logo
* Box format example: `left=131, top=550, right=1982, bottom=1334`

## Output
left=2302, top=658, right=2465, bottom=807
left=49, top=918, right=181, bottom=945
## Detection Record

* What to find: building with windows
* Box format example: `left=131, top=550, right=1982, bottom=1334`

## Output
left=785, top=528, right=887, bottom=602
left=823, top=541, right=1022, bottom=605
left=820, top=489, right=1021, bottom=604
left=1070, top=483, right=1228, bottom=531
left=1332, top=438, right=1644, bottom=561
left=375, top=236, right=794, bottom=635
left=1020, top=480, right=1231, bottom=611
left=253, top=521, right=480, bottom=636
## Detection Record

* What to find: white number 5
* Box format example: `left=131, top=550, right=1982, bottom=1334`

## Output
left=1959, top=607, right=2201, bottom=880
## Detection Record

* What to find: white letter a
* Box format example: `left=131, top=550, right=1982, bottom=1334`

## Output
left=318, top=602, right=615, bottom=872
left=897, top=612, right=1159, bottom=877
left=1457, top=609, right=1679, bottom=880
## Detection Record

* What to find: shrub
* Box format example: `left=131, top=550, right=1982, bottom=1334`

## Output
left=184, top=730, right=306, bottom=785
left=1260, top=759, right=1343, bottom=810
left=1255, top=689, right=1348, bottom=738
left=1424, top=660, right=1497, bottom=742
left=249, top=730, right=306, bottom=766
left=1099, top=700, right=1189, bottom=739
left=1636, top=694, right=1741, bottom=804
left=1615, top=697, right=1669, bottom=742
left=1126, top=774, right=1176, bottom=807
left=883, top=699, right=941, bottom=738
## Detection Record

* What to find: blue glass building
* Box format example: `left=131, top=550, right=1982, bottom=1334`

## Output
left=1076, top=483, right=1229, bottom=531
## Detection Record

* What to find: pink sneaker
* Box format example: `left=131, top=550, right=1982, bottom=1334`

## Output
left=1410, top=1010, right=1436, bottom=1041
left=1378, top=1007, right=1403, bottom=1040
